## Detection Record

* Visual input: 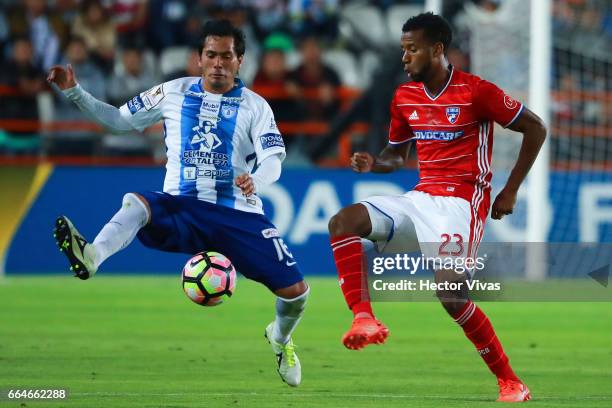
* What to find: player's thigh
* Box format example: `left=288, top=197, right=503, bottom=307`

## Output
left=406, top=191, right=473, bottom=262
left=213, top=214, right=304, bottom=292
left=360, top=195, right=419, bottom=253
left=135, top=191, right=211, bottom=253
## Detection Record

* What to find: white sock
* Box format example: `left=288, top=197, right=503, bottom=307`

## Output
left=272, top=286, right=310, bottom=344
left=91, top=193, right=149, bottom=268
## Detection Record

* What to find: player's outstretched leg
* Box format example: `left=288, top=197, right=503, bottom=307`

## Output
left=452, top=301, right=530, bottom=402
left=54, top=193, right=149, bottom=279
left=264, top=283, right=309, bottom=386
left=436, top=270, right=530, bottom=402
left=328, top=204, right=389, bottom=350
left=54, top=216, right=97, bottom=279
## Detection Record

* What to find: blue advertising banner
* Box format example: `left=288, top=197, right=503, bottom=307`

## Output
left=5, top=167, right=612, bottom=274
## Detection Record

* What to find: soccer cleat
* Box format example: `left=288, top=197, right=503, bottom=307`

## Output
left=342, top=317, right=389, bottom=350
left=54, top=216, right=97, bottom=280
left=264, top=322, right=301, bottom=387
left=497, top=378, right=532, bottom=402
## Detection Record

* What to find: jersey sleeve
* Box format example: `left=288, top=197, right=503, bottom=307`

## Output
left=473, top=79, right=524, bottom=128
left=251, top=98, right=286, bottom=162
left=118, top=83, right=166, bottom=132
left=388, top=90, right=413, bottom=144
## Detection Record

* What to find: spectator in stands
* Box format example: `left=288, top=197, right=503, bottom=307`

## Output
left=109, top=0, right=148, bottom=47
left=107, top=45, right=158, bottom=106
left=253, top=33, right=301, bottom=123
left=251, top=0, right=288, bottom=41
left=72, top=0, right=116, bottom=73
left=5, top=0, right=66, bottom=70
left=288, top=0, right=339, bottom=41
left=163, top=45, right=201, bottom=81
left=287, top=36, right=341, bottom=121
left=54, top=36, right=106, bottom=119
left=0, top=10, right=8, bottom=65
left=0, top=35, right=44, bottom=151
left=147, top=0, right=190, bottom=54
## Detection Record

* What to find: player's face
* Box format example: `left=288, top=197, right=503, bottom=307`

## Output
left=401, top=30, right=434, bottom=82
left=199, top=35, right=243, bottom=94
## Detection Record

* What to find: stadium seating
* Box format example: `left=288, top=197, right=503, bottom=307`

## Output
left=159, top=46, right=190, bottom=77
left=386, top=5, right=424, bottom=42
left=322, top=49, right=360, bottom=88
left=340, top=4, right=388, bottom=49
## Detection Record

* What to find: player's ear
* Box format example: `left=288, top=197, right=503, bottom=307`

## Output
left=236, top=54, right=244, bottom=74
left=433, top=42, right=444, bottom=58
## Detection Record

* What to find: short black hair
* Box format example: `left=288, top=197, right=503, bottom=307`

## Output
left=199, top=19, right=246, bottom=57
left=402, top=12, right=452, bottom=53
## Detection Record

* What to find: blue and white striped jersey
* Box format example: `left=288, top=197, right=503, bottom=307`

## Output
left=118, top=77, right=286, bottom=214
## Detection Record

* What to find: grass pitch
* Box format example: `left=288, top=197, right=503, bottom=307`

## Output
left=1, top=276, right=611, bottom=407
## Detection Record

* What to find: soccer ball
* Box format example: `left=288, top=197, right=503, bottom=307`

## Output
left=181, top=251, right=237, bottom=306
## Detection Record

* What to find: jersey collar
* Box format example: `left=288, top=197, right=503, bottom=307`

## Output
left=423, top=65, right=454, bottom=101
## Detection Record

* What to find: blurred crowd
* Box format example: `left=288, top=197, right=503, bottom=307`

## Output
left=0, top=0, right=609, bottom=163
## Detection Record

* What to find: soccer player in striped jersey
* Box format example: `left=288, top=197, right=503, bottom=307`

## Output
left=328, top=13, right=546, bottom=402
left=47, top=20, right=308, bottom=387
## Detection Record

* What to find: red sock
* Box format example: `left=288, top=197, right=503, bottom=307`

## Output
left=330, top=234, right=373, bottom=318
left=453, top=300, right=520, bottom=382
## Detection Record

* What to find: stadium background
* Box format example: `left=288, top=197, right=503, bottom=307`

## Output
left=1, top=1, right=611, bottom=407
left=0, top=0, right=610, bottom=274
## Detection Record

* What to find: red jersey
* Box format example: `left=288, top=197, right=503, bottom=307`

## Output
left=389, top=67, right=523, bottom=216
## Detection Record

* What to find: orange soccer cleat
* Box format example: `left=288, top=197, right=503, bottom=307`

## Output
left=342, top=317, right=389, bottom=350
left=497, top=378, right=531, bottom=403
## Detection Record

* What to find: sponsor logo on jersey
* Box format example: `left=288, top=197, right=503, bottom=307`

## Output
left=446, top=107, right=460, bottom=124
left=190, top=119, right=222, bottom=152
left=504, top=94, right=518, bottom=109
left=261, top=228, right=280, bottom=238
left=413, top=130, right=464, bottom=141
left=202, top=101, right=219, bottom=115
left=185, top=90, right=206, bottom=98
left=127, top=95, right=145, bottom=114
left=221, top=96, right=244, bottom=104
left=409, top=110, right=419, bottom=120
left=269, top=117, right=278, bottom=130
left=182, top=166, right=231, bottom=180
left=259, top=133, right=285, bottom=150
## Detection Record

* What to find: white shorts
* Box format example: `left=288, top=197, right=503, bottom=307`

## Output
left=361, top=190, right=485, bottom=261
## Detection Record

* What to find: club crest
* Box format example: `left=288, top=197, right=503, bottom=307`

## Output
left=446, top=107, right=460, bottom=124
left=221, top=105, right=237, bottom=118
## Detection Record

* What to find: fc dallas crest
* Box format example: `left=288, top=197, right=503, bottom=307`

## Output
left=446, top=106, right=460, bottom=124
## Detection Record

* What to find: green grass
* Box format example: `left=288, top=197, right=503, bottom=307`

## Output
left=1, top=276, right=611, bottom=407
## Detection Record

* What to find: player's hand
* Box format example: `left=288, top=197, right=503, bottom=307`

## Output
left=235, top=173, right=255, bottom=197
left=351, top=152, right=374, bottom=173
left=46, top=63, right=77, bottom=90
left=491, top=188, right=517, bottom=220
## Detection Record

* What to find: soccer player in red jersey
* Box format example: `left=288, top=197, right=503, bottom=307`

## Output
left=328, top=13, right=546, bottom=402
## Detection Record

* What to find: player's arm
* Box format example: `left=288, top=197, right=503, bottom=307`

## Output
left=235, top=154, right=282, bottom=197
left=47, top=64, right=140, bottom=133
left=491, top=108, right=547, bottom=219
left=352, top=142, right=411, bottom=174
left=236, top=98, right=286, bottom=196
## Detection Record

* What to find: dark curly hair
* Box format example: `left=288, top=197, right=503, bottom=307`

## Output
left=402, top=12, right=453, bottom=54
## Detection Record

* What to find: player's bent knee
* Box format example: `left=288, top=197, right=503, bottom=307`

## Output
left=125, top=193, right=151, bottom=224
left=274, top=280, right=308, bottom=299
left=328, top=205, right=371, bottom=237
